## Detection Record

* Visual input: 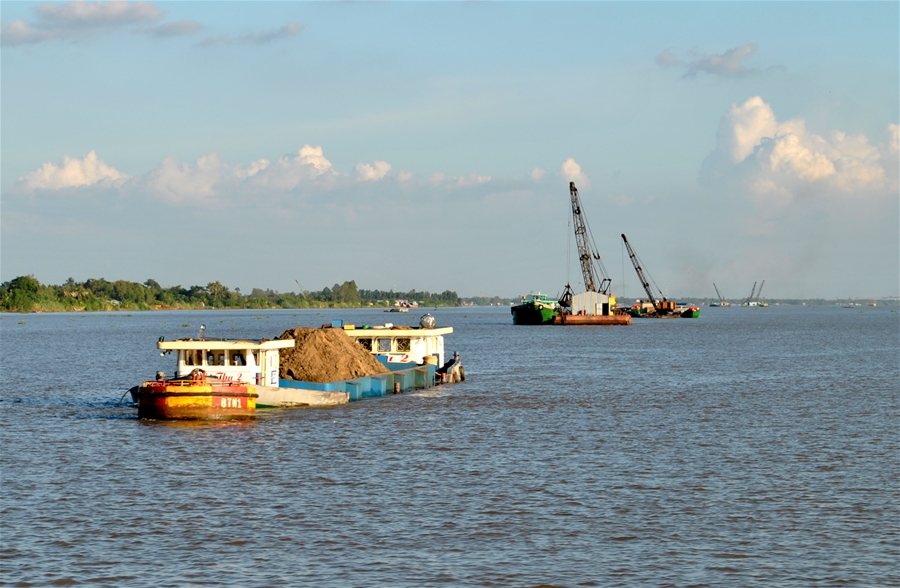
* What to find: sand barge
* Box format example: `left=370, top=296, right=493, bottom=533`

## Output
left=277, top=327, right=390, bottom=383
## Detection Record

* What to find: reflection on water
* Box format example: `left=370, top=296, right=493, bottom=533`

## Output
left=1, top=306, right=898, bottom=586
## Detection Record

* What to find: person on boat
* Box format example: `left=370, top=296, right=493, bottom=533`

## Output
left=437, top=352, right=464, bottom=383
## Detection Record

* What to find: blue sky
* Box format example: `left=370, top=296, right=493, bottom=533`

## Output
left=2, top=1, right=897, bottom=300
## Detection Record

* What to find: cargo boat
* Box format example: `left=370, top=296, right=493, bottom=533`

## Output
left=132, top=318, right=462, bottom=418
left=511, top=293, right=559, bottom=325
left=132, top=337, right=349, bottom=415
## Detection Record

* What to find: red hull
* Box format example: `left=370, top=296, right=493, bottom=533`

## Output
left=135, top=380, right=257, bottom=420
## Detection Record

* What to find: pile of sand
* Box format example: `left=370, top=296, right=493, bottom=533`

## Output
left=276, top=327, right=390, bottom=383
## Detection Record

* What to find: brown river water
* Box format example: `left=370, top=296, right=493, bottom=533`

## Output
left=1, top=305, right=897, bottom=586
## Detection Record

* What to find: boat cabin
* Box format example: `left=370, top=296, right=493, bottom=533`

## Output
left=342, top=325, right=453, bottom=367
left=158, top=338, right=294, bottom=386
left=570, top=292, right=616, bottom=316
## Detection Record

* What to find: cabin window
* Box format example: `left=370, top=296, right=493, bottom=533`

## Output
left=232, top=352, right=245, bottom=366
left=377, top=338, right=391, bottom=352
left=207, top=353, right=216, bottom=366
left=396, top=338, right=410, bottom=352
left=218, top=354, right=225, bottom=366
left=249, top=351, right=259, bottom=366
left=185, top=351, right=194, bottom=366
left=357, top=338, right=372, bottom=351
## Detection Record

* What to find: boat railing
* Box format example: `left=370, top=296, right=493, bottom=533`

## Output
left=145, top=378, right=248, bottom=388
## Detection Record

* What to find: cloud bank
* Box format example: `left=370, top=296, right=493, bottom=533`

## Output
left=14, top=145, right=503, bottom=206
left=2, top=0, right=166, bottom=46
left=0, top=1, right=297, bottom=46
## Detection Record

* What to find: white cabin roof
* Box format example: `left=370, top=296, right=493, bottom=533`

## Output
left=158, top=338, right=294, bottom=351
left=342, top=326, right=452, bottom=338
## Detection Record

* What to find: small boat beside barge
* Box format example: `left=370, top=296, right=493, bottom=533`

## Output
left=133, top=372, right=257, bottom=420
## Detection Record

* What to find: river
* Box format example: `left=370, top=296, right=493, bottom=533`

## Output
left=1, top=305, right=897, bottom=586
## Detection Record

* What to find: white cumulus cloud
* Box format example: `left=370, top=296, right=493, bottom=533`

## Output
left=18, top=151, right=127, bottom=191
left=136, top=152, right=227, bottom=204
left=232, top=159, right=270, bottom=180
left=560, top=158, right=589, bottom=188
left=887, top=123, right=900, bottom=152
left=701, top=96, right=897, bottom=203
left=241, top=145, right=337, bottom=191
left=13, top=144, right=511, bottom=207
left=719, top=96, right=778, bottom=163
left=355, top=160, right=391, bottom=182
left=429, top=172, right=491, bottom=187
left=530, top=167, right=546, bottom=181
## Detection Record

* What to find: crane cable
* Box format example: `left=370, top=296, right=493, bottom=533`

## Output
left=566, top=201, right=572, bottom=289
left=583, top=208, right=610, bottom=280
left=629, top=243, right=666, bottom=301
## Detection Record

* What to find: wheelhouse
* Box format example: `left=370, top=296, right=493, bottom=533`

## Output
left=158, top=338, right=294, bottom=387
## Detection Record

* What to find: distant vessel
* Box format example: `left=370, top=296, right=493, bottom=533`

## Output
left=621, top=234, right=698, bottom=318
left=742, top=280, right=767, bottom=307
left=511, top=292, right=559, bottom=325
left=711, top=283, right=731, bottom=307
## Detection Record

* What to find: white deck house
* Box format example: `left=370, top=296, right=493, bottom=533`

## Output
left=159, top=338, right=294, bottom=386
left=342, top=325, right=453, bottom=367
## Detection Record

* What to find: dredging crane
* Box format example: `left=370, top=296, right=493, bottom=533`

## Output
left=743, top=281, right=758, bottom=306
left=621, top=233, right=675, bottom=315
left=559, top=182, right=611, bottom=309
left=713, top=283, right=731, bottom=307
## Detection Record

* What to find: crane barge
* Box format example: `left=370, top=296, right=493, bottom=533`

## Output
left=621, top=233, right=699, bottom=318
left=742, top=280, right=768, bottom=307
left=511, top=182, right=630, bottom=325
left=711, top=283, right=731, bottom=307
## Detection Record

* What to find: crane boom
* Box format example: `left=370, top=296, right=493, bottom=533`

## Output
left=755, top=280, right=765, bottom=301
left=621, top=233, right=664, bottom=306
left=713, top=282, right=724, bottom=302
left=746, top=281, right=757, bottom=304
left=568, top=182, right=611, bottom=294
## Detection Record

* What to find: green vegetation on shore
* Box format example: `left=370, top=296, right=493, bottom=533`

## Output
left=0, top=275, right=464, bottom=313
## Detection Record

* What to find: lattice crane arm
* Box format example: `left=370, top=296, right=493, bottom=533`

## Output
left=621, top=233, right=664, bottom=305
left=569, top=182, right=611, bottom=294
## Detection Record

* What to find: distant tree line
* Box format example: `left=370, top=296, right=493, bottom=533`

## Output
left=0, top=275, right=464, bottom=313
